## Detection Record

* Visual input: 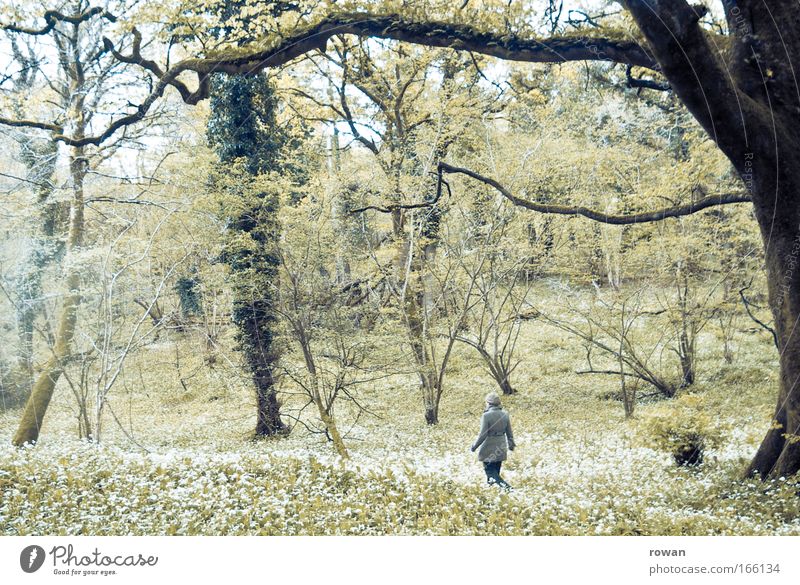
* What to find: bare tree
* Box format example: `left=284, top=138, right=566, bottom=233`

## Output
left=61, top=209, right=186, bottom=441
left=525, top=283, right=680, bottom=402
left=452, top=206, right=532, bottom=395
left=277, top=219, right=383, bottom=458
left=1, top=2, right=169, bottom=445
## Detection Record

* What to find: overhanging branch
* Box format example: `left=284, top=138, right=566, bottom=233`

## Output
left=626, top=65, right=670, bottom=91
left=101, top=28, right=208, bottom=106
left=0, top=116, right=62, bottom=133
left=186, top=13, right=659, bottom=75
left=438, top=162, right=751, bottom=224
left=4, top=11, right=661, bottom=146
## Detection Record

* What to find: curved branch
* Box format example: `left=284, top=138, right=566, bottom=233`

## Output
left=626, top=64, right=670, bottom=91
left=101, top=28, right=205, bottom=105
left=739, top=282, right=779, bottom=349
left=1, top=7, right=116, bottom=36
left=438, top=162, right=751, bottom=224
left=186, top=13, right=659, bottom=75
left=350, top=171, right=451, bottom=214
left=32, top=12, right=659, bottom=146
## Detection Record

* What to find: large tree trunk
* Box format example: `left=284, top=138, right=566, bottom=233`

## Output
left=745, top=177, right=800, bottom=478
left=12, top=149, right=85, bottom=446
left=735, top=3, right=800, bottom=479
left=252, top=361, right=285, bottom=437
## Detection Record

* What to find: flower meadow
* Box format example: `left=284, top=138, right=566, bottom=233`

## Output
left=1, top=431, right=799, bottom=536
left=1, top=326, right=799, bottom=536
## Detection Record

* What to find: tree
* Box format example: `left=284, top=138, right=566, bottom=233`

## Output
left=284, top=38, right=496, bottom=423
left=618, top=0, right=800, bottom=480
left=63, top=212, right=186, bottom=441
left=452, top=204, right=533, bottom=396
left=276, top=198, right=376, bottom=459
left=0, top=38, right=62, bottom=407
left=207, top=72, right=292, bottom=437
left=5, top=1, right=799, bottom=477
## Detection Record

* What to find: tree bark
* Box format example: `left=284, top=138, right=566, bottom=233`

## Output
left=235, top=296, right=288, bottom=437
left=745, top=221, right=800, bottom=478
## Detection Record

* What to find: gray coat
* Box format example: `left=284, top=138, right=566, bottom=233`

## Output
left=471, top=406, right=515, bottom=462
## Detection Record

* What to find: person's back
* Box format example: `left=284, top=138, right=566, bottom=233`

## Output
left=471, top=392, right=515, bottom=489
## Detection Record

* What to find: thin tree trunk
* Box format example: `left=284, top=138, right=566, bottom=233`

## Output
left=297, top=331, right=349, bottom=457
left=420, top=369, right=440, bottom=425
left=678, top=329, right=695, bottom=387
left=312, top=386, right=349, bottom=459
left=493, top=371, right=515, bottom=396
left=402, top=253, right=439, bottom=424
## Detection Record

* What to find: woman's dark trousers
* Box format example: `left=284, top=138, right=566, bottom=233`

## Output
left=483, top=461, right=511, bottom=489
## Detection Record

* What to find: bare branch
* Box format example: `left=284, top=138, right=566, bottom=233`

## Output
left=438, top=162, right=751, bottom=224
left=739, top=281, right=779, bottom=349
left=350, top=172, right=450, bottom=214
left=576, top=368, right=640, bottom=377
left=101, top=28, right=207, bottom=105
left=0, top=116, right=63, bottom=133
left=1, top=6, right=116, bottom=36
left=625, top=64, right=670, bottom=92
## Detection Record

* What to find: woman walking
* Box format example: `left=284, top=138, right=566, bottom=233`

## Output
left=471, top=392, right=515, bottom=489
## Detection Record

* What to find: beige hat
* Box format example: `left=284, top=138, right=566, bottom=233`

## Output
left=485, top=392, right=501, bottom=406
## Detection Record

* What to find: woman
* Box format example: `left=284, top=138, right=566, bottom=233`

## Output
left=471, top=392, right=515, bottom=489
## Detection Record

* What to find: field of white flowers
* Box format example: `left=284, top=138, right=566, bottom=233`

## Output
left=2, top=317, right=799, bottom=535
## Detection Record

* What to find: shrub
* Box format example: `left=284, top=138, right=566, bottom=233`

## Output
left=639, top=394, right=726, bottom=466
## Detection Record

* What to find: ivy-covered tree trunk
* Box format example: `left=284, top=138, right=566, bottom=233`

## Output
left=208, top=73, right=290, bottom=437
left=235, top=289, right=286, bottom=437
left=226, top=180, right=286, bottom=437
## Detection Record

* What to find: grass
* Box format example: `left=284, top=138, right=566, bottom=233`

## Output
left=1, top=294, right=798, bottom=535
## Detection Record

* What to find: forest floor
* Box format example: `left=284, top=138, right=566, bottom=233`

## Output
left=2, top=291, right=799, bottom=535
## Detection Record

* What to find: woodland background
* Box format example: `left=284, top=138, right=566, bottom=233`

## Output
left=0, top=0, right=798, bottom=535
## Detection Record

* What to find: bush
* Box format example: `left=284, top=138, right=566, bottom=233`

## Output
left=639, top=394, right=726, bottom=466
